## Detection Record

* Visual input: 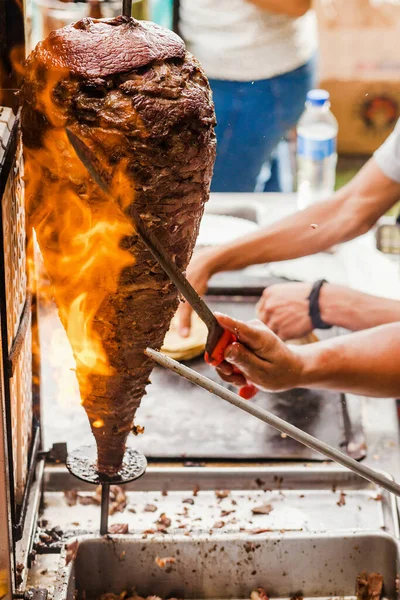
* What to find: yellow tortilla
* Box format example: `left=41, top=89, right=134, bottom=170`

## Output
left=162, top=312, right=208, bottom=361
left=162, top=312, right=318, bottom=361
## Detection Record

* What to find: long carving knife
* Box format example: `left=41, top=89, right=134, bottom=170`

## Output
left=66, top=128, right=257, bottom=399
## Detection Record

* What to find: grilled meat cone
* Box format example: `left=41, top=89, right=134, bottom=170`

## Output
left=21, top=16, right=216, bottom=475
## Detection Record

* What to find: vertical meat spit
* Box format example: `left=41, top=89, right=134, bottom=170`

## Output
left=66, top=444, right=147, bottom=534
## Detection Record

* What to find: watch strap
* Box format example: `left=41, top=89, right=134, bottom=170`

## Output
left=308, top=279, right=332, bottom=330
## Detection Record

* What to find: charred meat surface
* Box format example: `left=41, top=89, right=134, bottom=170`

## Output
left=21, top=16, right=216, bottom=475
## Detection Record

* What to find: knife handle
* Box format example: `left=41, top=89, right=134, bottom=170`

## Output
left=204, top=330, right=258, bottom=400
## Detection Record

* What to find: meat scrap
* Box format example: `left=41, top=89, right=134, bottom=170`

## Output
left=67, top=485, right=126, bottom=514
left=78, top=494, right=101, bottom=506
left=215, top=490, right=230, bottom=499
left=252, top=503, right=273, bottom=515
left=98, top=594, right=177, bottom=600
left=65, top=539, right=79, bottom=565
left=109, top=486, right=127, bottom=514
left=221, top=509, right=235, bottom=517
left=155, top=556, right=176, bottom=571
left=370, top=494, right=383, bottom=502
left=250, top=588, right=269, bottom=600
left=248, top=528, right=273, bottom=535
left=156, top=513, right=172, bottom=529
left=109, top=523, right=129, bottom=534
left=15, top=563, right=24, bottom=587
left=244, top=541, right=256, bottom=553
left=337, top=491, right=346, bottom=507
left=131, top=425, right=145, bottom=436
left=64, top=489, right=78, bottom=507
left=356, top=572, right=384, bottom=600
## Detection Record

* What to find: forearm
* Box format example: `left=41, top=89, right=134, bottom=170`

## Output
left=320, top=285, right=400, bottom=331
left=246, top=0, right=311, bottom=16
left=297, top=323, right=400, bottom=397
left=207, top=193, right=351, bottom=274
left=205, top=159, right=399, bottom=277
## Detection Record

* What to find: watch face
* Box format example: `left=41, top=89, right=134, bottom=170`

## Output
left=376, top=224, right=400, bottom=254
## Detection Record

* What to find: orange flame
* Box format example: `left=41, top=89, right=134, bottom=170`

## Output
left=24, top=63, right=135, bottom=407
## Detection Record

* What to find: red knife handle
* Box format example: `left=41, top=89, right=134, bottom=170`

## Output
left=204, top=330, right=258, bottom=400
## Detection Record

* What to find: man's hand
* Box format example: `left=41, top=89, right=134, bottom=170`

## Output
left=177, top=247, right=216, bottom=337
left=214, top=313, right=303, bottom=392
left=256, top=282, right=313, bottom=340
left=214, top=314, right=400, bottom=398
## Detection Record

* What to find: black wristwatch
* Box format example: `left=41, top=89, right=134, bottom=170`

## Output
left=308, top=279, right=332, bottom=330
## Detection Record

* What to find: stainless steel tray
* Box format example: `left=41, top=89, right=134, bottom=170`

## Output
left=43, top=466, right=399, bottom=537
left=55, top=532, right=400, bottom=600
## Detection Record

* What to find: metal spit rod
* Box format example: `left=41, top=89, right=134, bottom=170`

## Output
left=145, top=347, right=400, bottom=498
left=122, top=0, right=132, bottom=17
left=66, top=445, right=147, bottom=535
left=100, top=484, right=110, bottom=536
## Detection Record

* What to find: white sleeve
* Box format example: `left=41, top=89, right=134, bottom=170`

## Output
left=374, top=119, right=400, bottom=184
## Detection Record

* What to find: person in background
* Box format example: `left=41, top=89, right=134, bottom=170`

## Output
left=177, top=120, right=400, bottom=397
left=179, top=0, right=317, bottom=193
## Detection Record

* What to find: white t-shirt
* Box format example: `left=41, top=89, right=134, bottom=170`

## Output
left=179, top=0, right=318, bottom=82
left=374, top=119, right=400, bottom=184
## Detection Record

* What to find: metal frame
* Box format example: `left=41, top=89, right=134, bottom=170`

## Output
left=0, top=321, right=14, bottom=600
left=0, top=115, right=42, bottom=591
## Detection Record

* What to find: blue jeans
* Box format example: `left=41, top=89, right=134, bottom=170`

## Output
left=209, top=57, right=316, bottom=193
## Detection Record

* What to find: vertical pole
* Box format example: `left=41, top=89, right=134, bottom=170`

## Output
left=172, top=0, right=180, bottom=34
left=100, top=483, right=110, bottom=535
left=122, top=0, right=132, bottom=17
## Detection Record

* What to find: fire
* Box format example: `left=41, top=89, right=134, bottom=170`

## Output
left=25, top=128, right=134, bottom=403
left=23, top=59, right=135, bottom=407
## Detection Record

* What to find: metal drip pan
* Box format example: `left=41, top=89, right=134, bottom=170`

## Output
left=55, top=532, right=400, bottom=600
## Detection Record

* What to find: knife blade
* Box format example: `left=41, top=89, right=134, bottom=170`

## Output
left=66, top=128, right=257, bottom=399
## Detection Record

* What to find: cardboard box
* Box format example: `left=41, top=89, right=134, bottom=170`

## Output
left=315, top=0, right=400, bottom=154
left=321, top=78, right=400, bottom=154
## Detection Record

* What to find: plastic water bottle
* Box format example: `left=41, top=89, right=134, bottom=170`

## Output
left=297, top=89, right=338, bottom=211
left=148, top=0, right=173, bottom=28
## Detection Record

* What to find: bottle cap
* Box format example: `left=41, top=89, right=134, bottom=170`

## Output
left=306, top=89, right=330, bottom=106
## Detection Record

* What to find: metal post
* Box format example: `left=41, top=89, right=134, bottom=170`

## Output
left=122, top=0, right=133, bottom=17
left=100, top=484, right=110, bottom=535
